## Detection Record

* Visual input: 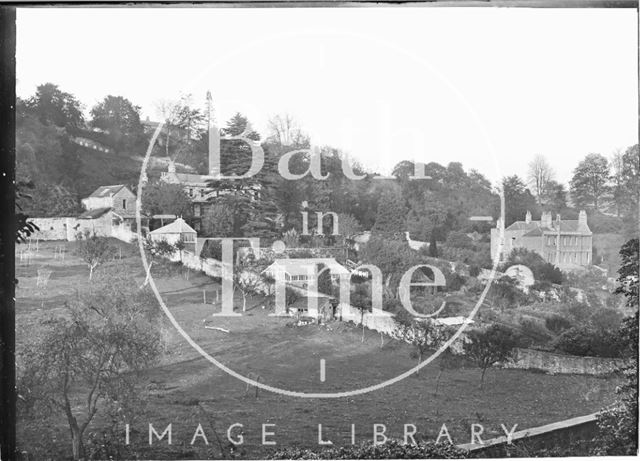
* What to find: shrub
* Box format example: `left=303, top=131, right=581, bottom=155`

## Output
left=553, top=326, right=625, bottom=358
left=268, top=439, right=467, bottom=459
left=545, top=314, right=573, bottom=335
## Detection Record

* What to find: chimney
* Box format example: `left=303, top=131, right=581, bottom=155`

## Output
left=525, top=210, right=532, bottom=224
left=578, top=210, right=587, bottom=227
left=168, top=159, right=176, bottom=174
left=541, top=211, right=552, bottom=228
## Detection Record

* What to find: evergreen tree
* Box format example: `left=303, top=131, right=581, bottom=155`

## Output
left=372, top=190, right=407, bottom=240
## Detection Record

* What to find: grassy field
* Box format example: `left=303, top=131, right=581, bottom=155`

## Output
left=16, top=241, right=621, bottom=459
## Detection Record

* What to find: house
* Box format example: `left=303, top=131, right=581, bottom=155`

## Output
left=149, top=217, right=197, bottom=249
left=262, top=258, right=350, bottom=290
left=78, top=185, right=141, bottom=241
left=82, top=184, right=136, bottom=216
left=491, top=210, right=593, bottom=270
left=160, top=160, right=260, bottom=232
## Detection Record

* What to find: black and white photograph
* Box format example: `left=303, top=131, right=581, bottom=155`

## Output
left=2, top=2, right=639, bottom=460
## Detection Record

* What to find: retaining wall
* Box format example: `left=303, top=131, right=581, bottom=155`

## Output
left=503, top=348, right=624, bottom=376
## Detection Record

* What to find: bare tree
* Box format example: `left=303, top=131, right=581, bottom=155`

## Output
left=527, top=154, right=555, bottom=204
left=266, top=113, right=310, bottom=148
left=610, top=147, right=625, bottom=217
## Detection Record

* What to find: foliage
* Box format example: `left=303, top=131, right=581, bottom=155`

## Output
left=268, top=439, right=467, bottom=459
left=372, top=189, right=407, bottom=240
left=489, top=276, right=528, bottom=310
left=142, top=180, right=193, bottom=219
left=499, top=175, right=539, bottom=227
left=552, top=325, right=625, bottom=358
left=17, top=268, right=162, bottom=460
left=591, top=239, right=639, bottom=455
left=463, top=324, right=519, bottom=388
left=359, top=237, right=419, bottom=297
left=570, top=153, right=610, bottom=210
left=15, top=181, right=40, bottom=244
left=75, top=232, right=116, bottom=280
left=23, top=82, right=84, bottom=128
left=90, top=95, right=145, bottom=153
left=501, top=247, right=563, bottom=285
left=544, top=314, right=573, bottom=335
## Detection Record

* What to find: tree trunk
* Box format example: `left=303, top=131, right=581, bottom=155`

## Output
left=480, top=368, right=487, bottom=390
left=361, top=310, right=365, bottom=342
left=65, top=409, right=84, bottom=460
left=88, top=264, right=94, bottom=281
left=434, top=369, right=443, bottom=395
left=242, top=292, right=247, bottom=312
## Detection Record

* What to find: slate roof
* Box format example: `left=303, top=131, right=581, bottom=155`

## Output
left=78, top=207, right=112, bottom=219
left=88, top=185, right=127, bottom=198
left=507, top=220, right=587, bottom=234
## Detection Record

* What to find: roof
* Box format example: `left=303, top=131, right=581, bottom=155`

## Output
left=78, top=207, right=112, bottom=219
left=88, top=185, right=128, bottom=198
left=263, top=258, right=350, bottom=277
left=149, top=217, right=197, bottom=235
left=507, top=219, right=589, bottom=234
left=434, top=316, right=475, bottom=326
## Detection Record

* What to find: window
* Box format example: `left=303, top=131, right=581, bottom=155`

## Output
left=183, top=233, right=195, bottom=243
left=122, top=199, right=127, bottom=209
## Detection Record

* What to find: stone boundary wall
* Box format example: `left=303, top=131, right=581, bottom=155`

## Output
left=458, top=412, right=600, bottom=456
left=503, top=347, right=624, bottom=376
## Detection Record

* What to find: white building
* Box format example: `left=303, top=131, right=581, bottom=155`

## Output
left=149, top=217, right=197, bottom=247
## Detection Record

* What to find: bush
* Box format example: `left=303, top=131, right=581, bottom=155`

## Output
left=553, top=326, right=625, bottom=357
left=545, top=314, right=573, bottom=335
left=268, top=439, right=467, bottom=459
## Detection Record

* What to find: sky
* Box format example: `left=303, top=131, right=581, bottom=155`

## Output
left=16, top=7, right=638, bottom=186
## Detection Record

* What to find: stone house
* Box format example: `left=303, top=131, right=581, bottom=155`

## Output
left=491, top=210, right=593, bottom=270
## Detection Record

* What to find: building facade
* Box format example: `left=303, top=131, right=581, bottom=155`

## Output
left=491, top=210, right=592, bottom=270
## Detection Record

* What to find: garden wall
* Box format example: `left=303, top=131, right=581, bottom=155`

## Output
left=503, top=348, right=624, bottom=376
left=30, top=217, right=79, bottom=241
left=458, top=412, right=600, bottom=456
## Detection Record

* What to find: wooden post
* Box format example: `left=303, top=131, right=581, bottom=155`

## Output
left=203, top=290, right=206, bottom=304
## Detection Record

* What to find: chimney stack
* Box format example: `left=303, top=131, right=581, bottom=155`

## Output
left=525, top=210, right=532, bottom=224
left=541, top=211, right=552, bottom=228
left=578, top=210, right=588, bottom=227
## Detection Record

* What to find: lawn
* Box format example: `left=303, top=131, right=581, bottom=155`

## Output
left=15, top=241, right=621, bottom=459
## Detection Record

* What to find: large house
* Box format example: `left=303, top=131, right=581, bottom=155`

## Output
left=491, top=210, right=593, bottom=270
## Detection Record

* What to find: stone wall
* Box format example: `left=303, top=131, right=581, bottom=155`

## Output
left=458, top=412, right=600, bottom=456
left=503, top=347, right=624, bottom=376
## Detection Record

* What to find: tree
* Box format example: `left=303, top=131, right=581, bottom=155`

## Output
left=527, top=154, right=555, bottom=204
left=201, top=204, right=234, bottom=238
left=351, top=283, right=372, bottom=342
left=570, top=153, right=610, bottom=210
left=500, top=175, right=539, bottom=227
left=174, top=237, right=186, bottom=262
left=90, top=96, right=145, bottom=153
left=399, top=318, right=441, bottom=375
left=75, top=233, right=116, bottom=280
left=24, top=83, right=84, bottom=128
left=539, top=179, right=567, bottom=213
left=463, top=324, right=518, bottom=389
left=335, top=213, right=362, bottom=246
left=154, top=95, right=205, bottom=160
left=372, top=189, right=407, bottom=240
left=358, top=237, right=418, bottom=298
left=619, top=145, right=640, bottom=237
left=233, top=260, right=262, bottom=312
left=141, top=180, right=193, bottom=219
left=593, top=239, right=638, bottom=455
left=17, top=268, right=162, bottom=460
left=610, top=148, right=626, bottom=217
left=266, top=113, right=310, bottom=148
